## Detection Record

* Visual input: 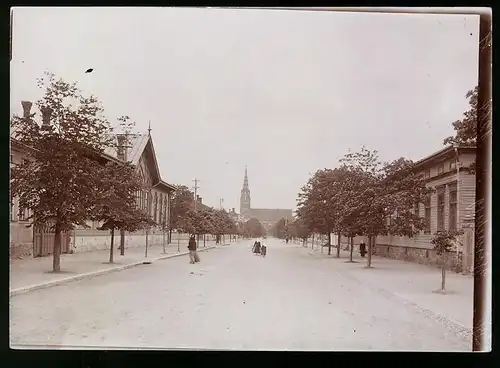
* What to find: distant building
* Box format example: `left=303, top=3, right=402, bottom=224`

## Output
left=239, top=166, right=293, bottom=229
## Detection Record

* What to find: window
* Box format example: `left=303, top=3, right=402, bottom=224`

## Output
left=154, top=192, right=158, bottom=221
left=449, top=184, right=458, bottom=231
left=437, top=163, right=445, bottom=175
left=450, top=160, right=457, bottom=170
left=158, top=194, right=163, bottom=223
left=18, top=207, right=29, bottom=221
left=414, top=202, right=420, bottom=217
left=424, top=195, right=431, bottom=234
left=437, top=186, right=445, bottom=231
left=424, top=169, right=431, bottom=179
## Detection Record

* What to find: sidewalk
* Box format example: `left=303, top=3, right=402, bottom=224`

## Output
left=304, top=246, right=473, bottom=333
left=10, top=240, right=225, bottom=296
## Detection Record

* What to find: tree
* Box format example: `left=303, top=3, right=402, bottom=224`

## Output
left=93, top=161, right=154, bottom=264
left=10, top=72, right=116, bottom=272
left=289, top=217, right=310, bottom=247
left=339, top=148, right=431, bottom=267
left=270, top=218, right=287, bottom=239
left=443, top=86, right=478, bottom=174
left=431, top=229, right=463, bottom=293
left=443, top=86, right=478, bottom=147
left=243, top=218, right=266, bottom=238
left=170, top=184, right=194, bottom=237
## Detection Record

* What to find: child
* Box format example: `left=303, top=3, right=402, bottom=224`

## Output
left=260, top=243, right=267, bottom=257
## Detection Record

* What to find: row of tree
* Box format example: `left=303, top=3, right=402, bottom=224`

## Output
left=270, top=85, right=478, bottom=291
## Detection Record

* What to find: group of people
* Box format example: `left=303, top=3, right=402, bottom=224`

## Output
left=252, top=239, right=267, bottom=257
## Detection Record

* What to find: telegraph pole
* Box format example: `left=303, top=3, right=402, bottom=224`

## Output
left=192, top=178, right=200, bottom=212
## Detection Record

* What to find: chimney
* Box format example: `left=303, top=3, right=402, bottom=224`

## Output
left=40, top=106, right=53, bottom=131
left=117, top=134, right=128, bottom=161
left=21, top=101, right=32, bottom=119
left=197, top=196, right=202, bottom=204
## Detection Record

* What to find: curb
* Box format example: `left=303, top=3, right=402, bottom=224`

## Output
left=10, top=245, right=219, bottom=297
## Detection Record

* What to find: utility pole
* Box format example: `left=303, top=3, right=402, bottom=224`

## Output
left=192, top=178, right=200, bottom=211
left=192, top=178, right=200, bottom=243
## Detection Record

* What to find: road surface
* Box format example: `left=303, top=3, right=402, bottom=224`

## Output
left=10, top=238, right=471, bottom=351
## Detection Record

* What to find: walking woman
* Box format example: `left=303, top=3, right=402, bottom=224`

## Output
left=188, top=234, right=200, bottom=264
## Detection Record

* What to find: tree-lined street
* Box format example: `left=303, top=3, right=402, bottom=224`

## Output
left=10, top=239, right=471, bottom=351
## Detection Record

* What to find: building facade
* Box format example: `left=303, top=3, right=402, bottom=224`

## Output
left=239, top=167, right=293, bottom=230
left=72, top=133, right=176, bottom=253
left=9, top=99, right=176, bottom=258
left=344, top=145, right=476, bottom=272
left=10, top=139, right=35, bottom=259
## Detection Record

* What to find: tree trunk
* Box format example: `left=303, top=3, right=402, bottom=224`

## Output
left=52, top=222, right=62, bottom=272
left=204, top=234, right=206, bottom=247
left=349, top=236, right=354, bottom=262
left=169, top=229, right=172, bottom=244
left=327, top=232, right=332, bottom=255
left=162, top=230, right=166, bottom=253
left=336, top=233, right=341, bottom=258
left=145, top=227, right=149, bottom=258
left=441, top=252, right=447, bottom=291
left=120, top=229, right=125, bottom=256
left=177, top=232, right=180, bottom=252
left=109, top=227, right=115, bottom=264
left=367, top=235, right=373, bottom=268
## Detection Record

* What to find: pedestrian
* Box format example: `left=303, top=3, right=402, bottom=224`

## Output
left=252, top=240, right=259, bottom=253
left=254, top=240, right=261, bottom=255
left=359, top=241, right=367, bottom=258
left=188, top=234, right=200, bottom=264
left=261, top=243, right=267, bottom=257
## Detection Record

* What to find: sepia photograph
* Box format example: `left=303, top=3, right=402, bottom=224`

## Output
left=9, top=7, right=491, bottom=352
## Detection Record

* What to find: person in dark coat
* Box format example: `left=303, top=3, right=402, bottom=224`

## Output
left=260, top=243, right=267, bottom=257
left=359, top=241, right=367, bottom=258
left=188, top=234, right=199, bottom=264
left=254, top=240, right=261, bottom=254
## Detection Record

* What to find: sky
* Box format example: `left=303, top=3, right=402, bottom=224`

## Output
left=10, top=7, right=480, bottom=211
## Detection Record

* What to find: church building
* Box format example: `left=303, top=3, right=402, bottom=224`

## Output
left=239, top=166, right=293, bottom=230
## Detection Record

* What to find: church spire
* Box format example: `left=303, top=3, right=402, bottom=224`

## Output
left=240, top=165, right=251, bottom=215
left=243, top=165, right=249, bottom=189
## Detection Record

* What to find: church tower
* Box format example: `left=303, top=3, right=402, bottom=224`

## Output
left=240, top=166, right=251, bottom=216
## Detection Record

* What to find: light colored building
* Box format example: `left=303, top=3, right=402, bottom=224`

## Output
left=346, top=145, right=476, bottom=273
left=10, top=138, right=35, bottom=259
left=72, top=133, right=176, bottom=253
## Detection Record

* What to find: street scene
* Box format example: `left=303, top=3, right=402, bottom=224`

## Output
left=10, top=239, right=472, bottom=351
left=10, top=8, right=489, bottom=352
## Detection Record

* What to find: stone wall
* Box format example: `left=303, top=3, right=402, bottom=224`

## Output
left=10, top=243, right=33, bottom=259
left=374, top=244, right=464, bottom=273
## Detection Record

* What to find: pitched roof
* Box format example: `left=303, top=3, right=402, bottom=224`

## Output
left=412, top=145, right=476, bottom=170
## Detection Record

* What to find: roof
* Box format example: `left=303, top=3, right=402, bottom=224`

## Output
left=248, top=208, right=293, bottom=222
left=104, top=133, right=175, bottom=189
left=154, top=180, right=177, bottom=192
left=412, top=145, right=476, bottom=171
